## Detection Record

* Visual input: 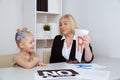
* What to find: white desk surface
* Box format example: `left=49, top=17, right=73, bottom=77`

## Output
left=0, top=58, right=120, bottom=80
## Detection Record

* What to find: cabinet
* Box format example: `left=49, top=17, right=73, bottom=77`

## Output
left=23, top=0, right=62, bottom=62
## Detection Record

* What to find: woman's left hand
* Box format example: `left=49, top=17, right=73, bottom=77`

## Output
left=83, top=35, right=90, bottom=47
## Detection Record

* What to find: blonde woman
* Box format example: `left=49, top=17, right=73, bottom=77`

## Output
left=50, top=14, right=94, bottom=63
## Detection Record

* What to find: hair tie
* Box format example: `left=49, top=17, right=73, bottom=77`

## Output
left=17, top=32, right=25, bottom=41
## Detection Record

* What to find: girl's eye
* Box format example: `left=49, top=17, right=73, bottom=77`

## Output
left=29, top=41, right=33, bottom=44
left=60, top=23, right=62, bottom=27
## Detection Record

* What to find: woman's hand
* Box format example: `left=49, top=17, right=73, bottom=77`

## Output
left=83, top=35, right=90, bottom=47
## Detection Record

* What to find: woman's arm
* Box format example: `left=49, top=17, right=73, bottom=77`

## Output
left=50, top=35, right=64, bottom=63
left=50, top=36, right=58, bottom=63
left=83, top=35, right=94, bottom=63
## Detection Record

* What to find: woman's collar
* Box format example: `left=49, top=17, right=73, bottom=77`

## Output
left=61, top=35, right=76, bottom=40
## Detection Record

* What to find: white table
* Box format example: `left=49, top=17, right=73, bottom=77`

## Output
left=93, top=58, right=120, bottom=80
left=0, top=58, right=120, bottom=80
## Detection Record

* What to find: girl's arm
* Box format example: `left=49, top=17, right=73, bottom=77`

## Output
left=38, top=61, right=46, bottom=66
left=16, top=56, right=39, bottom=69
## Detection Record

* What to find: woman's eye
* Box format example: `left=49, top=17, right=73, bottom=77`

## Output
left=64, top=23, right=67, bottom=25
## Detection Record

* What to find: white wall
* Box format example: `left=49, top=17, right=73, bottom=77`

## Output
left=63, top=0, right=120, bottom=58
left=0, top=0, right=23, bottom=54
left=1, top=0, right=120, bottom=58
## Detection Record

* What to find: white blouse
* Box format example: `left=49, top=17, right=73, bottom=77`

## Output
left=61, top=35, right=76, bottom=60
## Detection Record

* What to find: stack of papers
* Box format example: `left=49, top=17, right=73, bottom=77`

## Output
left=34, top=63, right=110, bottom=80
left=73, top=63, right=110, bottom=80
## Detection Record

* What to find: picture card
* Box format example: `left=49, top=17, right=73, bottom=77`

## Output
left=35, top=69, right=80, bottom=79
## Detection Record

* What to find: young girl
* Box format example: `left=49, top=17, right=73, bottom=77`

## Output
left=13, top=28, right=46, bottom=69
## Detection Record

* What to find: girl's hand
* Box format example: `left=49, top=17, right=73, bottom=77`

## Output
left=38, top=62, right=46, bottom=66
left=83, top=35, right=90, bottom=47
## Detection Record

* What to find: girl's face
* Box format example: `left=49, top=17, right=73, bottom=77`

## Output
left=60, top=18, right=72, bottom=36
left=21, top=34, right=35, bottom=53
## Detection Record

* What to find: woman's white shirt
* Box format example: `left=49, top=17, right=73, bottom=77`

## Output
left=61, top=35, right=75, bottom=60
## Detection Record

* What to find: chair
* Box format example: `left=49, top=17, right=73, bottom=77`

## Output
left=43, top=51, right=51, bottom=64
left=0, top=53, right=16, bottom=68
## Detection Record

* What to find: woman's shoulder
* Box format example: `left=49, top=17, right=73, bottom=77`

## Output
left=54, top=35, right=62, bottom=40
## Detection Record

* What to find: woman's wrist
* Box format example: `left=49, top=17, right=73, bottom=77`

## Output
left=84, top=44, right=89, bottom=48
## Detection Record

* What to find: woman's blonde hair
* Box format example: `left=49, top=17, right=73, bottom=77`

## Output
left=59, top=14, right=78, bottom=35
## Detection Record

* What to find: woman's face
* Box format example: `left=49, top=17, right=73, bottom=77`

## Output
left=60, top=18, right=71, bottom=36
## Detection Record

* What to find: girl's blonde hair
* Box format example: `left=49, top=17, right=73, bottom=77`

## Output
left=59, top=14, right=78, bottom=35
left=15, top=27, right=32, bottom=47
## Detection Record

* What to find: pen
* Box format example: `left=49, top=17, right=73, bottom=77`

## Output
left=76, top=64, right=92, bottom=69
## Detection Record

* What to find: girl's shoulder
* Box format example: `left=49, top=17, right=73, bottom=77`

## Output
left=13, top=53, right=20, bottom=60
left=13, top=53, right=23, bottom=62
left=13, top=53, right=22, bottom=66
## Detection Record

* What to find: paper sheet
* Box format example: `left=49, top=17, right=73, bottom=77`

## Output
left=80, top=70, right=110, bottom=80
left=73, top=63, right=110, bottom=80
left=75, top=29, right=89, bottom=62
